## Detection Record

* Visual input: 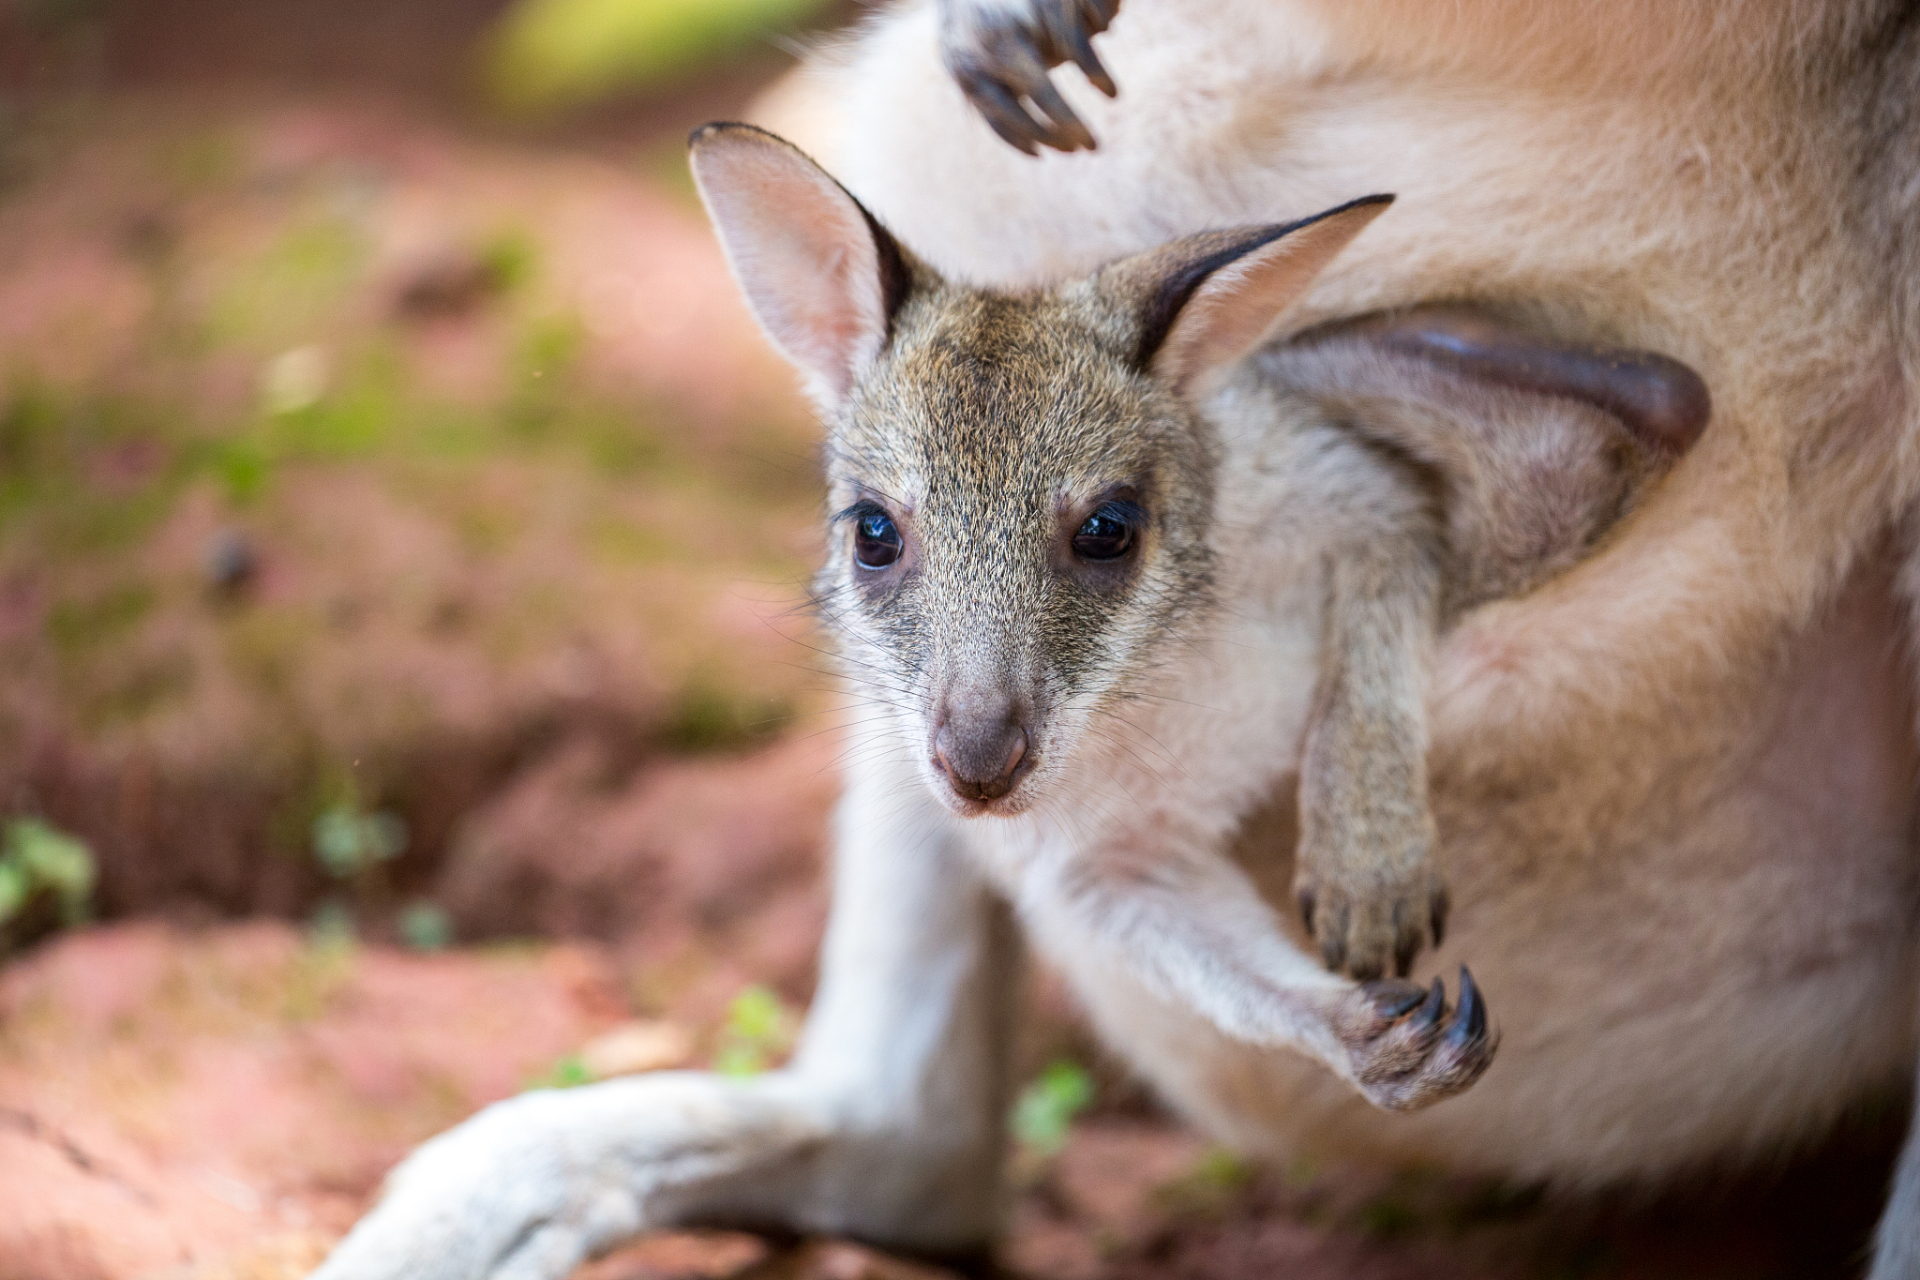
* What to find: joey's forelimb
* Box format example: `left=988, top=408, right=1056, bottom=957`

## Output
left=939, top=0, right=1122, bottom=154
left=1297, top=528, right=1447, bottom=980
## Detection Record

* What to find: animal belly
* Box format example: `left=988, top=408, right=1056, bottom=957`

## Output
left=1046, top=552, right=1920, bottom=1186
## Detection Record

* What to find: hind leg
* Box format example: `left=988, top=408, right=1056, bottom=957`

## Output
left=312, top=766, right=1018, bottom=1280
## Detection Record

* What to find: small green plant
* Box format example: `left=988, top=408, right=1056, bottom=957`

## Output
left=310, top=797, right=406, bottom=942
left=1010, top=1060, right=1095, bottom=1157
left=525, top=1052, right=594, bottom=1090
left=399, top=900, right=454, bottom=952
left=0, top=817, right=95, bottom=932
left=312, top=802, right=407, bottom=879
left=712, top=984, right=797, bottom=1077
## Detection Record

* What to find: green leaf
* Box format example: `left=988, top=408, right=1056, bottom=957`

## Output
left=1011, top=1060, right=1095, bottom=1156
left=312, top=805, right=408, bottom=878
left=525, top=1053, right=594, bottom=1090
left=710, top=983, right=796, bottom=1077
left=3, top=818, right=95, bottom=925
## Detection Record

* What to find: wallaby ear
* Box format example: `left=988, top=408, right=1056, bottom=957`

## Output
left=1267, top=306, right=1712, bottom=609
left=689, top=122, right=913, bottom=405
left=1104, top=196, right=1393, bottom=395
left=1303, top=307, right=1712, bottom=456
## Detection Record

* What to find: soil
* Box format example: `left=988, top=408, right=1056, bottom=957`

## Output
left=1, top=915, right=1897, bottom=1280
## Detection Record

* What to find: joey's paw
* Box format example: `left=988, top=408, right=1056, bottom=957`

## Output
left=1334, top=967, right=1497, bottom=1112
left=1296, top=871, right=1449, bottom=981
left=939, top=0, right=1120, bottom=154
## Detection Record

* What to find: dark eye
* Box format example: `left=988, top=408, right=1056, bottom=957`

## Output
left=853, top=509, right=903, bottom=570
left=1072, top=504, right=1138, bottom=561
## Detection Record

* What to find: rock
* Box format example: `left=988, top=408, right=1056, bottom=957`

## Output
left=578, top=1019, right=695, bottom=1079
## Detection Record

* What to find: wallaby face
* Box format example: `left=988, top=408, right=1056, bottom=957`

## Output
left=819, top=285, right=1216, bottom=814
left=691, top=121, right=1389, bottom=815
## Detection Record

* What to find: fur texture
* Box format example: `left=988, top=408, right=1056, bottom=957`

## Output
left=313, top=5, right=1920, bottom=1278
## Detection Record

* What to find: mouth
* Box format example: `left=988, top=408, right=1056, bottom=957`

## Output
left=929, top=751, right=1039, bottom=818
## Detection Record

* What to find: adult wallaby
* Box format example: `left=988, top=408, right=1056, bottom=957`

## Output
left=312, top=123, right=1716, bottom=1279
left=317, top=2, right=1920, bottom=1276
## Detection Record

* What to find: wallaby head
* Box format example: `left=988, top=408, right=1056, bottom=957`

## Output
left=690, top=122, right=1388, bottom=816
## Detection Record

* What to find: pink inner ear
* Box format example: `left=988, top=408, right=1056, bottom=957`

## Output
left=1153, top=200, right=1391, bottom=394
left=691, top=130, right=893, bottom=404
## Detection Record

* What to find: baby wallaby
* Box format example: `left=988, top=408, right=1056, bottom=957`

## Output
left=690, top=122, right=1705, bottom=990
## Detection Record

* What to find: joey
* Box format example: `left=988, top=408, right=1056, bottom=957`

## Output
left=690, top=122, right=1705, bottom=988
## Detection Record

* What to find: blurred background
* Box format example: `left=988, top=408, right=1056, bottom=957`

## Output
left=0, top=2, right=1900, bottom=1277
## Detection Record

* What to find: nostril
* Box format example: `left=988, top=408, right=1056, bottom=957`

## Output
left=1003, top=726, right=1028, bottom=778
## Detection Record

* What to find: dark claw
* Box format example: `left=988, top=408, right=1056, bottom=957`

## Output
left=960, top=74, right=1042, bottom=155
left=1430, top=886, right=1450, bottom=950
left=990, top=40, right=1092, bottom=151
left=1369, top=981, right=1427, bottom=1018
left=1446, top=966, right=1487, bottom=1046
left=1056, top=0, right=1117, bottom=95
left=1409, top=977, right=1446, bottom=1033
left=1018, top=72, right=1094, bottom=150
left=1297, top=887, right=1317, bottom=934
left=1065, top=24, right=1115, bottom=96
left=945, top=1, right=1120, bottom=154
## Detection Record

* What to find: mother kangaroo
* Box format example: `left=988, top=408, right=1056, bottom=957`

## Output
left=316, top=3, right=1920, bottom=1276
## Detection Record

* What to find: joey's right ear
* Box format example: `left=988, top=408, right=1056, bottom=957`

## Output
left=1100, top=196, right=1393, bottom=395
left=689, top=122, right=914, bottom=405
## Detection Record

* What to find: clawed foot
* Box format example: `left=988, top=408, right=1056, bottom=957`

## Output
left=1298, top=873, right=1449, bottom=981
left=939, top=0, right=1121, bottom=155
left=1335, top=966, right=1496, bottom=1111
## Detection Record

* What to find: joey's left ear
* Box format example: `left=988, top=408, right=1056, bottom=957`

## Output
left=1101, top=195, right=1393, bottom=394
left=689, top=122, right=914, bottom=406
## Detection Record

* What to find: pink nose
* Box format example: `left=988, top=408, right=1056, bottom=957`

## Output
left=933, top=715, right=1030, bottom=803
